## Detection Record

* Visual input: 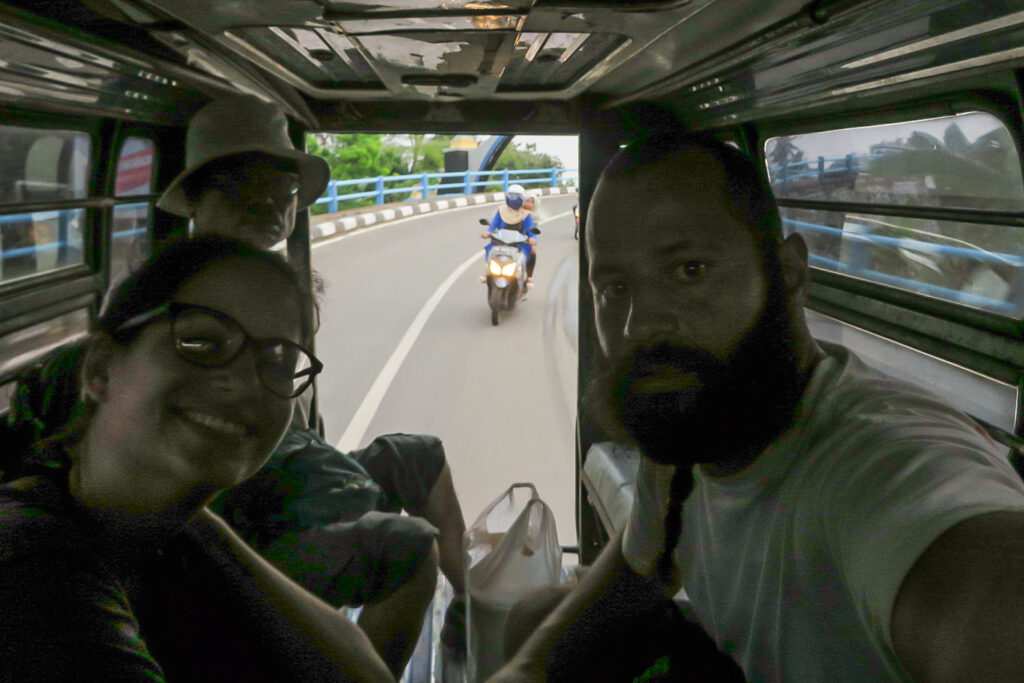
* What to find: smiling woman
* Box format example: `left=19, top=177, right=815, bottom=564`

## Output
left=0, top=236, right=393, bottom=683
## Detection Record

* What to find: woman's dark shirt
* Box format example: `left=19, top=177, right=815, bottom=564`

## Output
left=0, top=470, right=287, bottom=682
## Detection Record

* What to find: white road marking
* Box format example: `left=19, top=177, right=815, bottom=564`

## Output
left=335, top=250, right=483, bottom=452
left=312, top=198, right=514, bottom=250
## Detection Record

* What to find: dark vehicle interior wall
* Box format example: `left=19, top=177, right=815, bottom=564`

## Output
left=0, top=0, right=1022, bottom=556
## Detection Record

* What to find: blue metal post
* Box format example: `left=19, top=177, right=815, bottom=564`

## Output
left=817, top=156, right=824, bottom=186
left=328, top=181, right=338, bottom=213
left=421, top=172, right=430, bottom=199
left=464, top=170, right=471, bottom=195
left=375, top=176, right=384, bottom=205
left=550, top=168, right=557, bottom=187
left=502, top=169, right=509, bottom=193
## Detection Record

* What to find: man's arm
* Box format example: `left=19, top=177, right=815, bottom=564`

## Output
left=490, top=529, right=680, bottom=682
left=186, top=507, right=394, bottom=683
left=891, top=510, right=1024, bottom=682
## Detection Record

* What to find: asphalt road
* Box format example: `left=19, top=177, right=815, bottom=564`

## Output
left=311, top=194, right=580, bottom=544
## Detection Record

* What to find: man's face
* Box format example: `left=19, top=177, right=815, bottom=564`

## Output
left=586, top=151, right=802, bottom=466
left=193, top=156, right=300, bottom=250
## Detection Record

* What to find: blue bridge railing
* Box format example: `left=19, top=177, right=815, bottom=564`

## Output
left=313, top=167, right=579, bottom=213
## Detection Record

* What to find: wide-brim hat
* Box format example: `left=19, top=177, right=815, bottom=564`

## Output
left=157, top=94, right=330, bottom=217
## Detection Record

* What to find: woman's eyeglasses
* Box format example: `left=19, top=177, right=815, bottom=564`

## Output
left=116, top=302, right=322, bottom=398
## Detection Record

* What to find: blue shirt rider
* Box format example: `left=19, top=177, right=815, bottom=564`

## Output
left=482, top=184, right=538, bottom=283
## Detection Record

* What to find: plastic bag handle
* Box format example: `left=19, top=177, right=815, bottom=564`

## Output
left=517, top=497, right=557, bottom=554
left=469, top=483, right=539, bottom=531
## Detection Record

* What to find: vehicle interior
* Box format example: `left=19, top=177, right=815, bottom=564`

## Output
left=1, top=0, right=1023, bottom=675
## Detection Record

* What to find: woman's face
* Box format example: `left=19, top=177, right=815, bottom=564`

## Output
left=93, top=257, right=302, bottom=493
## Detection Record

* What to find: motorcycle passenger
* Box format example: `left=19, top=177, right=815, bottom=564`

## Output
left=482, top=184, right=538, bottom=286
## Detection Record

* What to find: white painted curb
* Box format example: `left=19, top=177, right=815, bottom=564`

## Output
left=308, top=186, right=574, bottom=242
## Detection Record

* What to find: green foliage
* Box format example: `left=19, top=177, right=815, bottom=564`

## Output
left=495, top=140, right=562, bottom=171
left=305, top=133, right=570, bottom=212
left=484, top=140, right=567, bottom=192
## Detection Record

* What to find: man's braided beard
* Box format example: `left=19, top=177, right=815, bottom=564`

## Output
left=587, top=252, right=805, bottom=468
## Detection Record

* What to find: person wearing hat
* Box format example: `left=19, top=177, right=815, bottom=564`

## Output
left=156, top=94, right=330, bottom=250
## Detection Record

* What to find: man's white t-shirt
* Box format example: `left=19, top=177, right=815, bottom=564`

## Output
left=623, top=342, right=1024, bottom=682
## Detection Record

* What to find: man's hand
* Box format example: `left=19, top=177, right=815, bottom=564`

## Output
left=488, top=530, right=680, bottom=682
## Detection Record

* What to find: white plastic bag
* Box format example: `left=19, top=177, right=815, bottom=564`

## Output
left=465, top=483, right=562, bottom=681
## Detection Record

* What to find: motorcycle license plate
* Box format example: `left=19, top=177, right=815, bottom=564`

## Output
left=491, top=245, right=520, bottom=257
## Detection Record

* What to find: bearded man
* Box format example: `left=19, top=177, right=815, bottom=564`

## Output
left=492, top=135, right=1024, bottom=682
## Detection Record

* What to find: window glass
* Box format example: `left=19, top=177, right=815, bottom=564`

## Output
left=114, top=137, right=154, bottom=197
left=0, top=380, right=13, bottom=416
left=111, top=203, right=151, bottom=285
left=806, top=310, right=1018, bottom=434
left=765, top=112, right=1024, bottom=211
left=0, top=126, right=91, bottom=204
left=0, top=308, right=89, bottom=381
left=781, top=206, right=1024, bottom=316
left=110, top=137, right=155, bottom=284
left=0, top=208, right=85, bottom=283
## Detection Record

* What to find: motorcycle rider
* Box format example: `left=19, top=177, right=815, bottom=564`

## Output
left=482, top=184, right=538, bottom=287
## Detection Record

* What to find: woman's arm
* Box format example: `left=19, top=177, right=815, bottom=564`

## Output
left=184, top=507, right=394, bottom=683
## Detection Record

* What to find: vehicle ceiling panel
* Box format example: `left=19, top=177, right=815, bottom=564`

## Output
left=651, top=1, right=1024, bottom=130
left=2, top=1, right=1024, bottom=135
left=99, top=0, right=810, bottom=104
left=0, top=9, right=206, bottom=123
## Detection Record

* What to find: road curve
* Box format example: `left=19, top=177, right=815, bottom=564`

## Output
left=311, top=194, right=580, bottom=544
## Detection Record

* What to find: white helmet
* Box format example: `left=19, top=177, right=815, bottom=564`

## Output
left=505, top=184, right=526, bottom=209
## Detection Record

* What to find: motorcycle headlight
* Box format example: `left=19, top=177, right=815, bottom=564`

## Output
left=488, top=260, right=502, bottom=276
left=501, top=262, right=517, bottom=276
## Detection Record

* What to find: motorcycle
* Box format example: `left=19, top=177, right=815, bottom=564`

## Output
left=479, top=219, right=540, bottom=326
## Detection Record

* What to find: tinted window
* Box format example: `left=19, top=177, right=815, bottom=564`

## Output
left=766, top=113, right=1024, bottom=317
left=0, top=208, right=85, bottom=283
left=1, top=126, right=91, bottom=284
left=765, top=112, right=1024, bottom=211
left=0, top=126, right=90, bottom=204
left=110, top=137, right=155, bottom=284
left=784, top=207, right=1024, bottom=316
left=0, top=308, right=89, bottom=380
left=114, top=137, right=154, bottom=197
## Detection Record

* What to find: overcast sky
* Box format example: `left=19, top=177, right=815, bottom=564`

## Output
left=511, top=134, right=579, bottom=170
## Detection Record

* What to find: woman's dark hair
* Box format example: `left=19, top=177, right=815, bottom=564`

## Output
left=101, top=234, right=311, bottom=343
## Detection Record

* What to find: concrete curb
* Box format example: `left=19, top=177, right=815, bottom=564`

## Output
left=308, top=186, right=574, bottom=242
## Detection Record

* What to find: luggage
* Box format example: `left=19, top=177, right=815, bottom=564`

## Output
left=464, top=483, right=561, bottom=681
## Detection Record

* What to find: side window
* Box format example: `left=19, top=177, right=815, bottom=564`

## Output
left=0, top=309, right=90, bottom=414
left=111, top=137, right=155, bottom=285
left=0, top=125, right=91, bottom=283
left=765, top=112, right=1024, bottom=317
